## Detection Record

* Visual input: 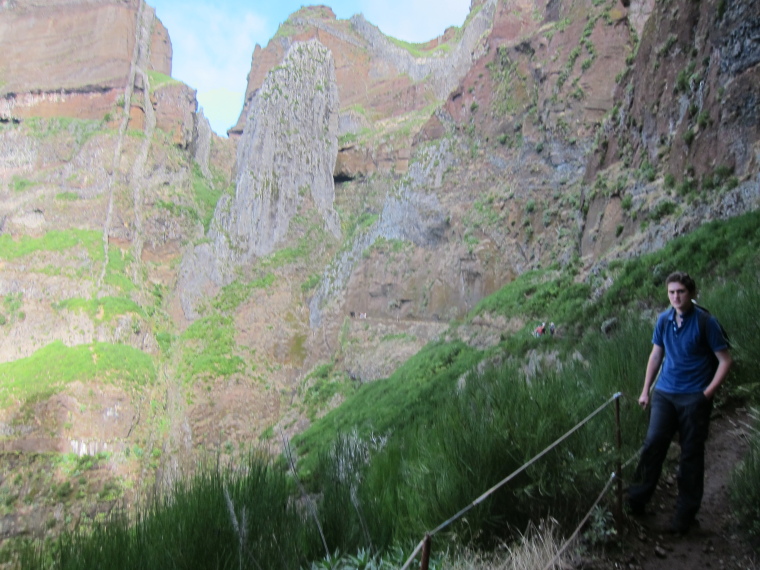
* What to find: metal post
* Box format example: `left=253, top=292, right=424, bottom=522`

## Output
left=614, top=396, right=623, bottom=532
left=420, top=534, right=432, bottom=570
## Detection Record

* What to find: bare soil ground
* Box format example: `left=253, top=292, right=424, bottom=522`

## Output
left=591, top=401, right=758, bottom=569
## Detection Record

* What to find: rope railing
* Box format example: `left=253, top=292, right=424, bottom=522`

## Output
left=400, top=392, right=629, bottom=570
left=542, top=445, right=642, bottom=570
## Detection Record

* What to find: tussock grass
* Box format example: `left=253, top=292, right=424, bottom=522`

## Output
left=443, top=521, right=568, bottom=570
left=20, top=453, right=321, bottom=570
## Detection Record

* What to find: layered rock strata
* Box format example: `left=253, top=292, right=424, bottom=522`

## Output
left=0, top=0, right=171, bottom=122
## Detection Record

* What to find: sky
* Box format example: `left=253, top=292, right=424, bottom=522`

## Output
left=149, top=0, right=472, bottom=136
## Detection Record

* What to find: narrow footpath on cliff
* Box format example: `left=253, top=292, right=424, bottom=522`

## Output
left=601, top=402, right=758, bottom=570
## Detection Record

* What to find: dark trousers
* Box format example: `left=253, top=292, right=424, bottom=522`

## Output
left=628, top=389, right=713, bottom=519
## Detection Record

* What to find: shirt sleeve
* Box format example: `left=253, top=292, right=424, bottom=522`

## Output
left=706, top=315, right=729, bottom=352
left=652, top=313, right=665, bottom=347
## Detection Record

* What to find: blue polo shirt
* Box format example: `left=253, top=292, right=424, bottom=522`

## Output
left=652, top=307, right=729, bottom=394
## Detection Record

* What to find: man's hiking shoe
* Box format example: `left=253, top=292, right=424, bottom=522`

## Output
left=626, top=499, right=648, bottom=517
left=668, top=515, right=697, bottom=535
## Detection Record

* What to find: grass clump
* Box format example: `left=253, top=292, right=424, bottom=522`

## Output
left=298, top=362, right=354, bottom=421
left=0, top=342, right=155, bottom=406
left=212, top=274, right=276, bottom=313
left=20, top=453, right=322, bottom=570
left=54, top=296, right=144, bottom=322
left=146, top=70, right=180, bottom=92
left=11, top=176, right=38, bottom=193
left=23, top=117, right=103, bottom=146
left=470, top=268, right=590, bottom=331
left=293, top=340, right=482, bottom=477
left=178, top=315, right=245, bottom=383
left=0, top=230, right=102, bottom=262
left=104, top=247, right=137, bottom=293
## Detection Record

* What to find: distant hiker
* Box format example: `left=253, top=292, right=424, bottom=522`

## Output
left=539, top=322, right=546, bottom=336
left=549, top=322, right=556, bottom=335
left=627, top=271, right=732, bottom=534
left=350, top=311, right=355, bottom=318
left=534, top=324, right=543, bottom=338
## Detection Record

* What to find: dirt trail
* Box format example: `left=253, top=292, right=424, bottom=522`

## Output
left=613, top=403, right=758, bottom=569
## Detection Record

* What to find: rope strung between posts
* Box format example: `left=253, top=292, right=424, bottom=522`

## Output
left=541, top=472, right=617, bottom=570
left=542, top=446, right=642, bottom=570
left=399, top=393, right=623, bottom=570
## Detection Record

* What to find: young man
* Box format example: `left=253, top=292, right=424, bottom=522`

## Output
left=627, top=271, right=732, bottom=533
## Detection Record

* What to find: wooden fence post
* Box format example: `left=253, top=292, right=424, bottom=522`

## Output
left=420, top=534, right=432, bottom=570
left=614, top=395, right=623, bottom=532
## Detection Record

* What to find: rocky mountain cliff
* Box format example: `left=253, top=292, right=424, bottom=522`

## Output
left=0, top=0, right=758, bottom=550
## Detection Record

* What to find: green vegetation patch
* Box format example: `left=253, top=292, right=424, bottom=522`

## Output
left=0, top=229, right=102, bottom=262
left=54, top=296, right=144, bottom=322
left=147, top=70, right=180, bottom=92
left=301, top=273, right=321, bottom=293
left=261, top=242, right=311, bottom=268
left=293, top=340, right=481, bottom=475
left=212, top=274, right=276, bottom=313
left=731, top=418, right=760, bottom=541
left=599, top=210, right=760, bottom=315
left=20, top=454, right=314, bottom=570
left=10, top=176, right=38, bottom=193
left=298, top=362, right=355, bottom=421
left=23, top=116, right=103, bottom=145
left=105, top=247, right=137, bottom=293
left=0, top=293, right=25, bottom=326
left=192, top=164, right=224, bottom=232
left=489, top=47, right=525, bottom=117
left=471, top=268, right=591, bottom=329
left=178, top=315, right=245, bottom=382
left=0, top=341, right=155, bottom=406
left=387, top=35, right=453, bottom=57
left=156, top=199, right=201, bottom=226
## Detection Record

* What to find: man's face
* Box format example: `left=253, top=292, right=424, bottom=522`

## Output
left=667, top=281, right=693, bottom=313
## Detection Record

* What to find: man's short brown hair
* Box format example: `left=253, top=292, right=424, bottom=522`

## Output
left=666, top=271, right=697, bottom=295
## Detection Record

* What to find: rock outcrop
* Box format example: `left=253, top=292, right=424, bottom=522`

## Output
left=179, top=40, right=341, bottom=319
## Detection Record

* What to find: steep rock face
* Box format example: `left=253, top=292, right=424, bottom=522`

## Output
left=0, top=0, right=171, bottom=121
left=580, top=0, right=760, bottom=261
left=591, top=0, right=759, bottom=181
left=150, top=82, right=200, bottom=149
left=324, top=0, right=641, bottom=330
left=179, top=40, right=341, bottom=319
